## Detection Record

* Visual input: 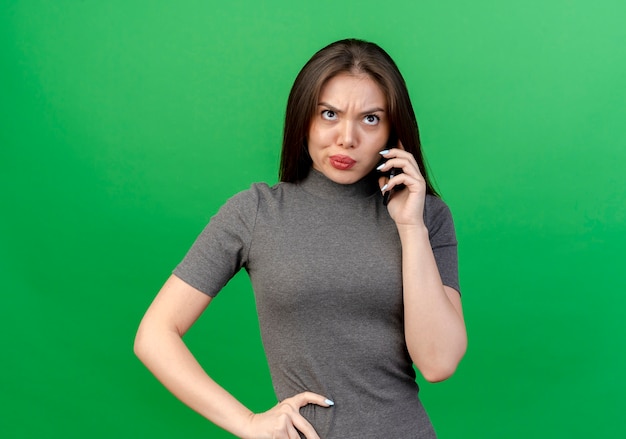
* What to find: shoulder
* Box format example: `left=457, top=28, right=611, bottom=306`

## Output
left=248, top=181, right=293, bottom=198
left=238, top=181, right=294, bottom=203
left=199, top=182, right=289, bottom=246
left=219, top=181, right=295, bottom=213
left=423, top=195, right=456, bottom=239
left=424, top=194, right=453, bottom=220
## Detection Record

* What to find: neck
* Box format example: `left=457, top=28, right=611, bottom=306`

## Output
left=298, top=169, right=379, bottom=200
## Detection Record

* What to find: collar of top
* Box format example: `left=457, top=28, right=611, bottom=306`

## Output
left=297, top=169, right=380, bottom=200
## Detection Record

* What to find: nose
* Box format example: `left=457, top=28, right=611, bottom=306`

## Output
left=337, top=120, right=356, bottom=148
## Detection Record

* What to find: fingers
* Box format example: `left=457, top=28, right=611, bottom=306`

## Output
left=254, top=391, right=332, bottom=439
left=274, top=413, right=308, bottom=439
left=289, top=391, right=334, bottom=408
left=378, top=150, right=423, bottom=191
left=272, top=413, right=296, bottom=439
left=289, top=414, right=319, bottom=439
left=281, top=392, right=333, bottom=439
left=378, top=148, right=420, bottom=176
left=261, top=406, right=318, bottom=439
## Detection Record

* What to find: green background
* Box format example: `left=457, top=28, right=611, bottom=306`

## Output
left=2, top=1, right=625, bottom=437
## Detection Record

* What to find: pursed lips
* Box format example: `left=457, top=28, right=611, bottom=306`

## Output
left=329, top=154, right=356, bottom=170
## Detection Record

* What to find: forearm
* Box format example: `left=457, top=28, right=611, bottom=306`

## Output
left=134, top=324, right=254, bottom=438
left=398, top=225, right=467, bottom=382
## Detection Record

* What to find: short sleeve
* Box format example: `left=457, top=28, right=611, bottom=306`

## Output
left=173, top=187, right=260, bottom=297
left=423, top=195, right=461, bottom=295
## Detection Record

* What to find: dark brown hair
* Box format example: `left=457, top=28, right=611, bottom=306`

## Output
left=279, top=38, right=438, bottom=196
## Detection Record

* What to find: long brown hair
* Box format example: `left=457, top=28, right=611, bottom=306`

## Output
left=279, top=38, right=438, bottom=196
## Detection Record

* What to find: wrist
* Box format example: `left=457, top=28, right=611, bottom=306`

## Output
left=238, top=411, right=259, bottom=439
left=397, top=223, right=429, bottom=245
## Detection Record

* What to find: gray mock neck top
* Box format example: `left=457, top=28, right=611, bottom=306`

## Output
left=174, top=169, right=459, bottom=438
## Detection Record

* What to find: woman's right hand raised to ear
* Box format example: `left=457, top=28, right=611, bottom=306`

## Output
left=244, top=391, right=334, bottom=439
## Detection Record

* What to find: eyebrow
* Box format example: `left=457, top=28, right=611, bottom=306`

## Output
left=317, top=102, right=386, bottom=115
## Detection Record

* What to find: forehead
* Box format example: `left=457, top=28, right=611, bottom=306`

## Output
left=319, top=73, right=386, bottom=106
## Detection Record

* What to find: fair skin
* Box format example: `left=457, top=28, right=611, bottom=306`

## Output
left=134, top=276, right=331, bottom=439
left=134, top=72, right=466, bottom=438
left=309, top=72, right=466, bottom=381
left=307, top=73, right=390, bottom=184
left=378, top=148, right=467, bottom=382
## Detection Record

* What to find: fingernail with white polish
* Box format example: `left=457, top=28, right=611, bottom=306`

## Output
left=379, top=150, right=389, bottom=155
left=376, top=163, right=385, bottom=171
left=381, top=184, right=388, bottom=192
left=325, top=399, right=335, bottom=406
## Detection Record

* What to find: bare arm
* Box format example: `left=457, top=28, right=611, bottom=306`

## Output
left=379, top=147, right=467, bottom=382
left=397, top=225, right=467, bottom=382
left=134, top=274, right=332, bottom=439
left=134, top=275, right=254, bottom=436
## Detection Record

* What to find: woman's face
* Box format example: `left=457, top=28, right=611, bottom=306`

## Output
left=307, top=73, right=391, bottom=185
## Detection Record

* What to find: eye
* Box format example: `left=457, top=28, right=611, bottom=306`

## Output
left=363, top=114, right=380, bottom=126
left=321, top=110, right=337, bottom=120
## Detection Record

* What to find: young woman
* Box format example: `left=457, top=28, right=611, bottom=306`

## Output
left=135, top=38, right=467, bottom=439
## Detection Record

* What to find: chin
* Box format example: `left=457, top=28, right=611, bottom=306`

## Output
left=326, top=169, right=364, bottom=185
